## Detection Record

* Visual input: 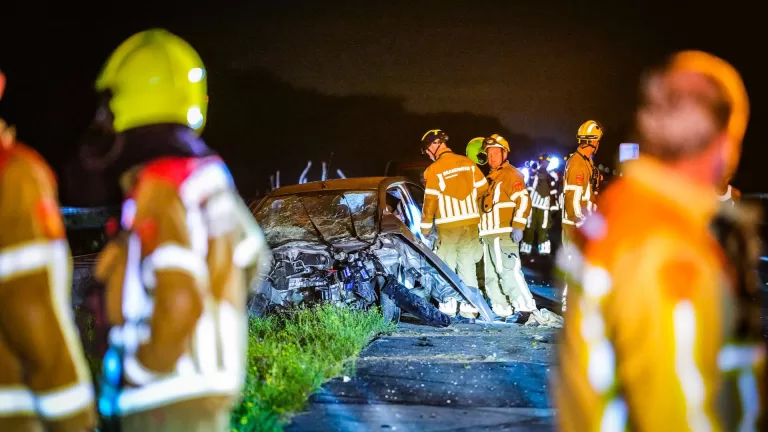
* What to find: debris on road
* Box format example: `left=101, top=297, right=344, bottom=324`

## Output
left=524, top=308, right=564, bottom=328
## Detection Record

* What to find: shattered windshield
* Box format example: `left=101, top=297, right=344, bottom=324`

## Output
left=255, top=190, right=379, bottom=247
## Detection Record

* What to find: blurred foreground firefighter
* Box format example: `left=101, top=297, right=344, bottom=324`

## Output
left=83, top=30, right=269, bottom=432
left=420, top=129, right=488, bottom=320
left=0, top=70, right=97, bottom=431
left=559, top=120, right=602, bottom=312
left=555, top=51, right=765, bottom=431
left=478, top=135, right=537, bottom=322
left=522, top=154, right=559, bottom=256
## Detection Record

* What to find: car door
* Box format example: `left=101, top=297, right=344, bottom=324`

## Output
left=402, top=181, right=425, bottom=220
left=379, top=184, right=493, bottom=321
left=386, top=183, right=428, bottom=242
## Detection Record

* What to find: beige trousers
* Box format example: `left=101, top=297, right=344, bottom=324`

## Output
left=483, top=234, right=536, bottom=313
left=435, top=224, right=483, bottom=317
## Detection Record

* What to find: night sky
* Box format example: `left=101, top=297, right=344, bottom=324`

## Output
left=2, top=1, right=765, bottom=204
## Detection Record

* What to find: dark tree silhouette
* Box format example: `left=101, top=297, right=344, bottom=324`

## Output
left=59, top=67, right=539, bottom=205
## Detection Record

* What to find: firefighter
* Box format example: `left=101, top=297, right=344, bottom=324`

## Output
left=420, top=129, right=488, bottom=320
left=521, top=154, right=559, bottom=256
left=0, top=70, right=97, bottom=431
left=465, top=136, right=488, bottom=166
left=555, top=51, right=764, bottom=431
left=563, top=120, right=601, bottom=229
left=87, top=29, right=270, bottom=431
left=559, top=119, right=602, bottom=312
left=478, top=134, right=537, bottom=321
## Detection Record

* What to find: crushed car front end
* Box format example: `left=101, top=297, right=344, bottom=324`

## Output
left=249, top=178, right=493, bottom=325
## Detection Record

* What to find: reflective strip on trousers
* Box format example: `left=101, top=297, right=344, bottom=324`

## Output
left=492, top=237, right=535, bottom=311
left=37, top=383, right=94, bottom=419
left=0, top=388, right=35, bottom=416
left=0, top=383, right=93, bottom=420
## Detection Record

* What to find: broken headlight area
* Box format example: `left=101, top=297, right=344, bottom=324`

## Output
left=255, top=243, right=376, bottom=306
left=248, top=237, right=455, bottom=327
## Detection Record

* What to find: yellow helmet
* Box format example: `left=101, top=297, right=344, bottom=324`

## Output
left=667, top=50, right=748, bottom=183
left=577, top=120, right=603, bottom=141
left=483, top=133, right=510, bottom=152
left=96, top=29, right=208, bottom=134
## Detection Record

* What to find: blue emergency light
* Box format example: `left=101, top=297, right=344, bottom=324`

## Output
left=619, top=143, right=640, bottom=162
left=546, top=156, right=560, bottom=171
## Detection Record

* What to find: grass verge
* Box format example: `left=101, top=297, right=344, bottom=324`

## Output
left=230, top=305, right=395, bottom=431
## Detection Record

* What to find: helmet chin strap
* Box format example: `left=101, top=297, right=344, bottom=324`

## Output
left=579, top=139, right=599, bottom=152
left=427, top=141, right=443, bottom=160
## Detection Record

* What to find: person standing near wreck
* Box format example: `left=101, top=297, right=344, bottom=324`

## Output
left=84, top=29, right=270, bottom=431
left=478, top=134, right=537, bottom=323
left=419, top=129, right=488, bottom=322
left=559, top=120, right=602, bottom=313
left=555, top=51, right=765, bottom=431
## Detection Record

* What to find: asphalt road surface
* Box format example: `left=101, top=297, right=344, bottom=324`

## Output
left=287, top=319, right=560, bottom=432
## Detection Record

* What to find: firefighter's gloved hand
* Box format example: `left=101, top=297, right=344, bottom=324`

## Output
left=511, top=228, right=524, bottom=243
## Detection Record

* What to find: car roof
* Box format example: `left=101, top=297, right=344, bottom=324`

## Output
left=267, top=176, right=412, bottom=197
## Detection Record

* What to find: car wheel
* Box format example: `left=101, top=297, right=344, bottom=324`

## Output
left=380, top=290, right=401, bottom=324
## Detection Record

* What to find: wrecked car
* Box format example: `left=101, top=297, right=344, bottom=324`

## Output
left=249, top=176, right=493, bottom=326
left=63, top=206, right=117, bottom=307
left=63, top=206, right=118, bottom=358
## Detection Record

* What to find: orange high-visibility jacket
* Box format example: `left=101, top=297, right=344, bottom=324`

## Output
left=479, top=162, right=531, bottom=237
left=0, top=142, right=97, bottom=431
left=555, top=157, right=765, bottom=431
left=420, top=148, right=488, bottom=235
left=95, top=156, right=269, bottom=417
left=562, top=150, right=595, bottom=227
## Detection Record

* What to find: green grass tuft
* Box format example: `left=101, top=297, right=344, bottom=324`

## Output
left=230, top=305, right=395, bottom=431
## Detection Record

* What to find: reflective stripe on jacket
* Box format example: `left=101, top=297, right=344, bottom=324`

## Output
left=479, top=162, right=531, bottom=237
left=562, top=151, right=594, bottom=226
left=420, top=148, right=488, bottom=234
left=528, top=170, right=558, bottom=210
